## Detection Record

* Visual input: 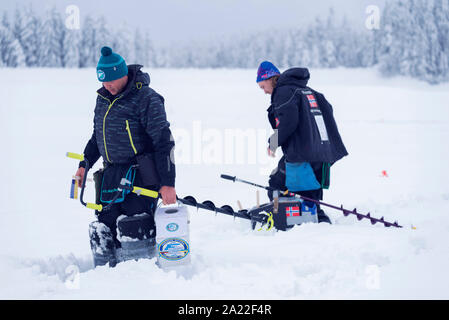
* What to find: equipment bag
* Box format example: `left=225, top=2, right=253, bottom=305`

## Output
left=285, top=161, right=321, bottom=192
left=100, top=164, right=136, bottom=204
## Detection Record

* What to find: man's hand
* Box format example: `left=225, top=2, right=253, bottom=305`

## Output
left=159, top=186, right=177, bottom=205
left=75, top=167, right=85, bottom=187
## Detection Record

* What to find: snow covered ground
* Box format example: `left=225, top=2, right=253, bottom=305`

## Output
left=0, top=67, right=448, bottom=299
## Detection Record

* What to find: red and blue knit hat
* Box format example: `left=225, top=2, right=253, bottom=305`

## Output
left=256, top=61, right=280, bottom=83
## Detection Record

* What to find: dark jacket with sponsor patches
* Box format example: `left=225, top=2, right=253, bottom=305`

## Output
left=80, top=64, right=175, bottom=187
left=267, top=68, right=348, bottom=164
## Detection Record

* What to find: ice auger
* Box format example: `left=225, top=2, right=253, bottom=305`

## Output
left=219, top=174, right=403, bottom=229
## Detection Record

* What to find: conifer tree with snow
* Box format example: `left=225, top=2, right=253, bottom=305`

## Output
left=38, top=7, right=63, bottom=67
left=143, top=31, right=155, bottom=67
left=63, top=29, right=81, bottom=68
left=0, top=24, right=25, bottom=67
left=93, top=17, right=112, bottom=64
left=13, top=5, right=42, bottom=67
left=112, top=22, right=133, bottom=64
left=2, top=11, right=10, bottom=29
left=378, top=0, right=449, bottom=84
left=78, top=15, right=96, bottom=68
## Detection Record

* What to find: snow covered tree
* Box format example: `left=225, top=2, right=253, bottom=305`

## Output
left=2, top=11, right=10, bottom=29
left=0, top=24, right=25, bottom=67
left=63, top=29, right=81, bottom=68
left=39, top=7, right=65, bottom=67
left=14, top=5, right=42, bottom=67
left=433, top=0, right=449, bottom=82
left=377, top=0, right=449, bottom=83
left=112, top=22, right=133, bottom=63
left=93, top=16, right=112, bottom=63
left=134, top=28, right=144, bottom=65
left=377, top=0, right=412, bottom=76
left=143, top=31, right=155, bottom=67
left=79, top=15, right=96, bottom=67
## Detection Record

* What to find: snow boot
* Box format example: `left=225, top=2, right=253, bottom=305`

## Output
left=116, top=213, right=156, bottom=263
left=317, top=209, right=332, bottom=224
left=89, top=221, right=118, bottom=267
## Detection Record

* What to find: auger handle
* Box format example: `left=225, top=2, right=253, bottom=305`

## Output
left=220, top=174, right=236, bottom=182
left=86, top=203, right=103, bottom=211
left=67, top=152, right=159, bottom=212
left=132, top=186, right=159, bottom=198
left=66, top=152, right=84, bottom=161
left=66, top=151, right=91, bottom=210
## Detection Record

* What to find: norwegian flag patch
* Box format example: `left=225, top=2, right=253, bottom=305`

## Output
left=306, top=94, right=318, bottom=108
left=275, top=117, right=280, bottom=128
left=286, top=206, right=300, bottom=217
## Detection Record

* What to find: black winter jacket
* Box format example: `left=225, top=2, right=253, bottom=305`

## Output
left=80, top=65, right=175, bottom=187
left=267, top=68, right=348, bottom=164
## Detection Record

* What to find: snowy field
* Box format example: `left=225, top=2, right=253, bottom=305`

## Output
left=0, top=67, right=448, bottom=299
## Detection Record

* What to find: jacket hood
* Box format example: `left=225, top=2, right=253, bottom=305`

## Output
left=128, top=64, right=150, bottom=87
left=276, top=67, right=310, bottom=88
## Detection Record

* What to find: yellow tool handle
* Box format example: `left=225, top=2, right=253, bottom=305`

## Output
left=66, top=152, right=84, bottom=161
left=132, top=187, right=159, bottom=198
left=86, top=203, right=103, bottom=211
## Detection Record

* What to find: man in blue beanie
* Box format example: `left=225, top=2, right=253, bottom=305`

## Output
left=74, top=46, right=177, bottom=266
left=257, top=61, right=348, bottom=224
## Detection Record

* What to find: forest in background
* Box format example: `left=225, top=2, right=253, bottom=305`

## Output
left=1, top=0, right=448, bottom=84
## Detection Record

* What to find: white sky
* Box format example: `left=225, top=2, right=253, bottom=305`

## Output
left=2, top=0, right=387, bottom=46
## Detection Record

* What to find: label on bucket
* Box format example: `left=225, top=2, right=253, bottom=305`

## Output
left=158, top=238, right=190, bottom=261
left=166, top=223, right=179, bottom=232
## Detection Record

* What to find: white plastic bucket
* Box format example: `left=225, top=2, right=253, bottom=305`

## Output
left=155, top=203, right=191, bottom=268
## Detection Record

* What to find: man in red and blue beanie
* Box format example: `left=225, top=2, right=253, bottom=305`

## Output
left=257, top=61, right=281, bottom=82
left=257, top=61, right=348, bottom=224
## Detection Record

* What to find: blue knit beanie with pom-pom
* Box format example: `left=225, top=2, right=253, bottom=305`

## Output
left=96, top=46, right=128, bottom=82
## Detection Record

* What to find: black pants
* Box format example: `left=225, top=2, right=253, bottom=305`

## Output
left=97, top=191, right=158, bottom=248
left=268, top=156, right=324, bottom=208
left=93, top=165, right=159, bottom=248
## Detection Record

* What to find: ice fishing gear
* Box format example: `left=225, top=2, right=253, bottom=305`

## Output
left=176, top=195, right=274, bottom=229
left=155, top=203, right=191, bottom=268
left=174, top=176, right=320, bottom=231
left=177, top=193, right=312, bottom=231
left=67, top=152, right=274, bottom=230
left=66, top=152, right=158, bottom=213
left=67, top=151, right=162, bottom=267
left=220, top=174, right=403, bottom=229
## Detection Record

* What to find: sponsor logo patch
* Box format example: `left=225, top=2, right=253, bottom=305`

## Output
left=97, top=69, right=105, bottom=81
left=158, top=238, right=189, bottom=261
left=166, top=223, right=179, bottom=232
